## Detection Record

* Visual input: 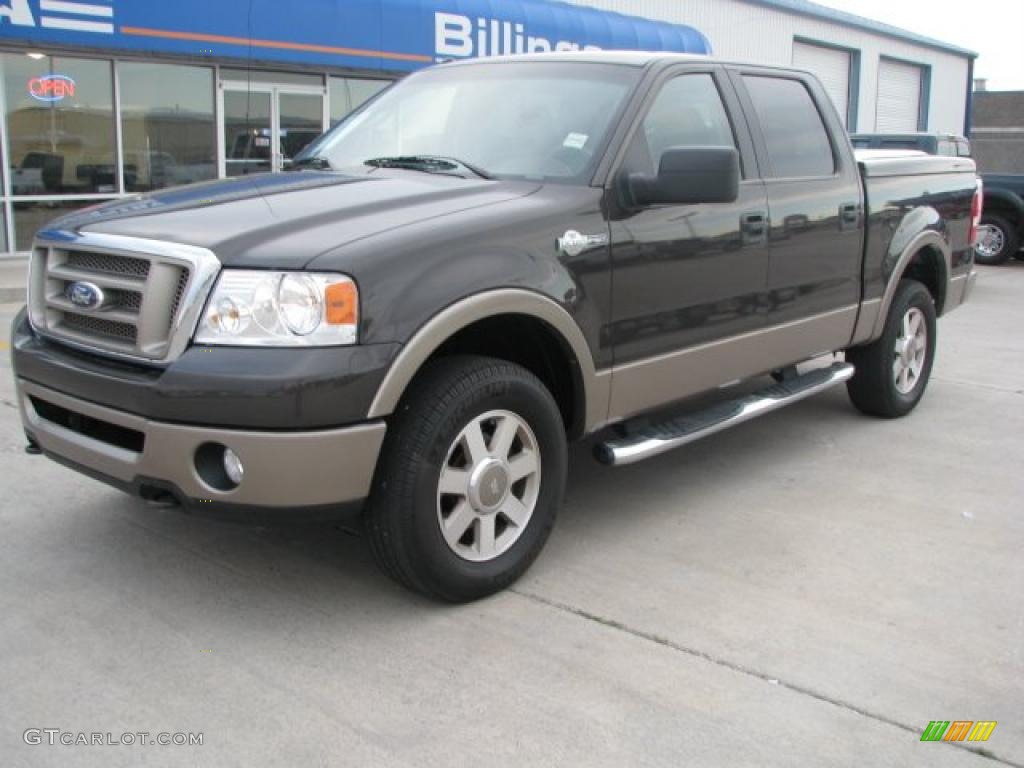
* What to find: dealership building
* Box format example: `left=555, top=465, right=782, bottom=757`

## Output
left=0, top=0, right=975, bottom=256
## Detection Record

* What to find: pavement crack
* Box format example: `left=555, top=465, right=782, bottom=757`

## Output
left=933, top=376, right=1023, bottom=395
left=512, top=588, right=1022, bottom=768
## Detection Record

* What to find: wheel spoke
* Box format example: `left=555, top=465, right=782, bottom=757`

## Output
left=438, top=467, right=470, bottom=496
left=893, top=358, right=904, bottom=382
left=908, top=311, right=921, bottom=337
left=501, top=495, right=531, bottom=527
left=461, top=420, right=489, bottom=465
left=442, top=501, right=476, bottom=547
left=490, top=415, right=518, bottom=461
left=476, top=515, right=496, bottom=556
left=900, top=366, right=911, bottom=390
left=508, top=450, right=539, bottom=483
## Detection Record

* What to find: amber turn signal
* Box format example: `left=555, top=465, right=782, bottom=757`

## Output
left=325, top=280, right=358, bottom=326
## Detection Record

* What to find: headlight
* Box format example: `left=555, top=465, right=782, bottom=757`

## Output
left=194, top=270, right=358, bottom=346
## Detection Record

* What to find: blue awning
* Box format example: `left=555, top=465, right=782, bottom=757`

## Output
left=0, top=0, right=711, bottom=72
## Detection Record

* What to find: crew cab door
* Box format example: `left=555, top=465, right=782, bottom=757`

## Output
left=605, top=66, right=770, bottom=419
left=731, top=69, right=863, bottom=354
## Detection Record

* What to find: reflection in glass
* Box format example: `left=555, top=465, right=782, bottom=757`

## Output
left=330, top=77, right=389, bottom=126
left=119, top=62, right=216, bottom=191
left=279, top=93, right=323, bottom=166
left=14, top=199, right=113, bottom=251
left=224, top=91, right=272, bottom=177
left=3, top=53, right=115, bottom=194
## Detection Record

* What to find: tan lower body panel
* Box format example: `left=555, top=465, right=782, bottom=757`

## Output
left=945, top=270, right=976, bottom=313
left=19, top=379, right=385, bottom=508
left=607, top=305, right=858, bottom=423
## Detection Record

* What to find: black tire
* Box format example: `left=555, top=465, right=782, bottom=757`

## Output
left=846, top=279, right=937, bottom=419
left=976, top=214, right=1020, bottom=266
left=366, top=355, right=567, bottom=602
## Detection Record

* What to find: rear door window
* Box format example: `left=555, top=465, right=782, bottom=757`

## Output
left=743, top=76, right=835, bottom=178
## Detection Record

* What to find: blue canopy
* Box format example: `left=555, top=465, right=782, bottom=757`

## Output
left=0, top=0, right=711, bottom=72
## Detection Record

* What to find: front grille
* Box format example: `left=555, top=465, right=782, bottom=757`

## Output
left=65, top=250, right=151, bottom=278
left=29, top=395, right=145, bottom=453
left=28, top=237, right=215, bottom=362
left=116, top=290, right=143, bottom=312
left=61, top=311, right=139, bottom=343
left=169, top=268, right=191, bottom=328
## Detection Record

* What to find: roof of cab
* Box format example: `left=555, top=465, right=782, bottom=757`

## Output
left=436, top=50, right=806, bottom=72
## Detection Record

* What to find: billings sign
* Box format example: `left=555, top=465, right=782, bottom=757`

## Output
left=435, top=11, right=601, bottom=60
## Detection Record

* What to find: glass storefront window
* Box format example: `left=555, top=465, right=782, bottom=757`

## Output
left=119, top=62, right=216, bottom=192
left=330, top=77, right=389, bottom=126
left=13, top=199, right=111, bottom=251
left=3, top=53, right=115, bottom=194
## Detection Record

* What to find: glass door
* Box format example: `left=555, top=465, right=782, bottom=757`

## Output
left=278, top=92, right=323, bottom=170
left=221, top=81, right=325, bottom=176
left=224, top=88, right=273, bottom=177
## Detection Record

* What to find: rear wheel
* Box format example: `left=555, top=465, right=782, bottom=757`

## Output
left=975, top=214, right=1020, bottom=266
left=846, top=279, right=936, bottom=418
left=366, top=355, right=567, bottom=602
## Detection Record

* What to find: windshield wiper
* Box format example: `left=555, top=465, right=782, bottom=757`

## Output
left=287, top=155, right=334, bottom=171
left=364, top=155, right=493, bottom=180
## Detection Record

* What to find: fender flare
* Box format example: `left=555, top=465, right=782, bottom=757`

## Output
left=872, top=229, right=951, bottom=338
left=367, top=289, right=611, bottom=435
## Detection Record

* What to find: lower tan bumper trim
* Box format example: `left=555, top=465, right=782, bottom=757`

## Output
left=18, top=379, right=385, bottom=508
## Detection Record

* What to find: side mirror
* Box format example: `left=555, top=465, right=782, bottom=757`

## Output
left=627, top=146, right=740, bottom=207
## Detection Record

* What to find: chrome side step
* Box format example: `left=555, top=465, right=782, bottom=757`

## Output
left=595, top=362, right=855, bottom=467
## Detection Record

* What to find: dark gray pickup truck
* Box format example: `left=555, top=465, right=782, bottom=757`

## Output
left=12, top=52, right=981, bottom=601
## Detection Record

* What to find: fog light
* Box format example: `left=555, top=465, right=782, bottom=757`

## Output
left=223, top=448, right=244, bottom=485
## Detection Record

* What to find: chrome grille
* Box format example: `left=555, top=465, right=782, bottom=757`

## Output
left=61, top=312, right=139, bottom=343
left=28, top=232, right=220, bottom=363
left=65, top=250, right=151, bottom=278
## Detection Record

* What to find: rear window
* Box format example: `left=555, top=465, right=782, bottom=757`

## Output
left=743, top=76, right=835, bottom=178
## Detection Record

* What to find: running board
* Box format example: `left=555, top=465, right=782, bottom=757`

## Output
left=595, top=362, right=855, bottom=467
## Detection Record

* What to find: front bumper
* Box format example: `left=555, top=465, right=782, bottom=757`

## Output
left=18, top=378, right=386, bottom=517
left=11, top=309, right=400, bottom=430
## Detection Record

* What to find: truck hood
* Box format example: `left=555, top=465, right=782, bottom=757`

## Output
left=48, top=170, right=542, bottom=268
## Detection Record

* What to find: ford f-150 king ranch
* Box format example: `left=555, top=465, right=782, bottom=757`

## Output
left=11, top=52, right=981, bottom=601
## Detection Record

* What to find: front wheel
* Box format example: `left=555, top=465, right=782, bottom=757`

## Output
left=846, top=279, right=937, bottom=418
left=366, top=355, right=567, bottom=602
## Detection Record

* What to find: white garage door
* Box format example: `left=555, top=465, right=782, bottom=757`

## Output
left=876, top=58, right=923, bottom=131
left=792, top=41, right=850, bottom=127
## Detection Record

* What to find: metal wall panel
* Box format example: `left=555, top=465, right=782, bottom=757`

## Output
left=875, top=58, right=923, bottom=131
left=562, top=0, right=970, bottom=135
left=792, top=40, right=850, bottom=126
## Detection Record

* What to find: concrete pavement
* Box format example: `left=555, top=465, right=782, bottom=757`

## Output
left=0, top=257, right=27, bottom=304
left=0, top=265, right=1021, bottom=767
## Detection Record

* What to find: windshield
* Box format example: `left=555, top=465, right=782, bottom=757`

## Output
left=301, top=62, right=640, bottom=182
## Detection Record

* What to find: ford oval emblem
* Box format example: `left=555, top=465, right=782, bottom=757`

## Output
left=66, top=281, right=104, bottom=311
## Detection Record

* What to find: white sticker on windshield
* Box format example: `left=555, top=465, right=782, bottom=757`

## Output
left=563, top=132, right=589, bottom=150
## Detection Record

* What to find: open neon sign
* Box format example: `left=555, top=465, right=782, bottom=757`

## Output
left=28, top=75, right=76, bottom=103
